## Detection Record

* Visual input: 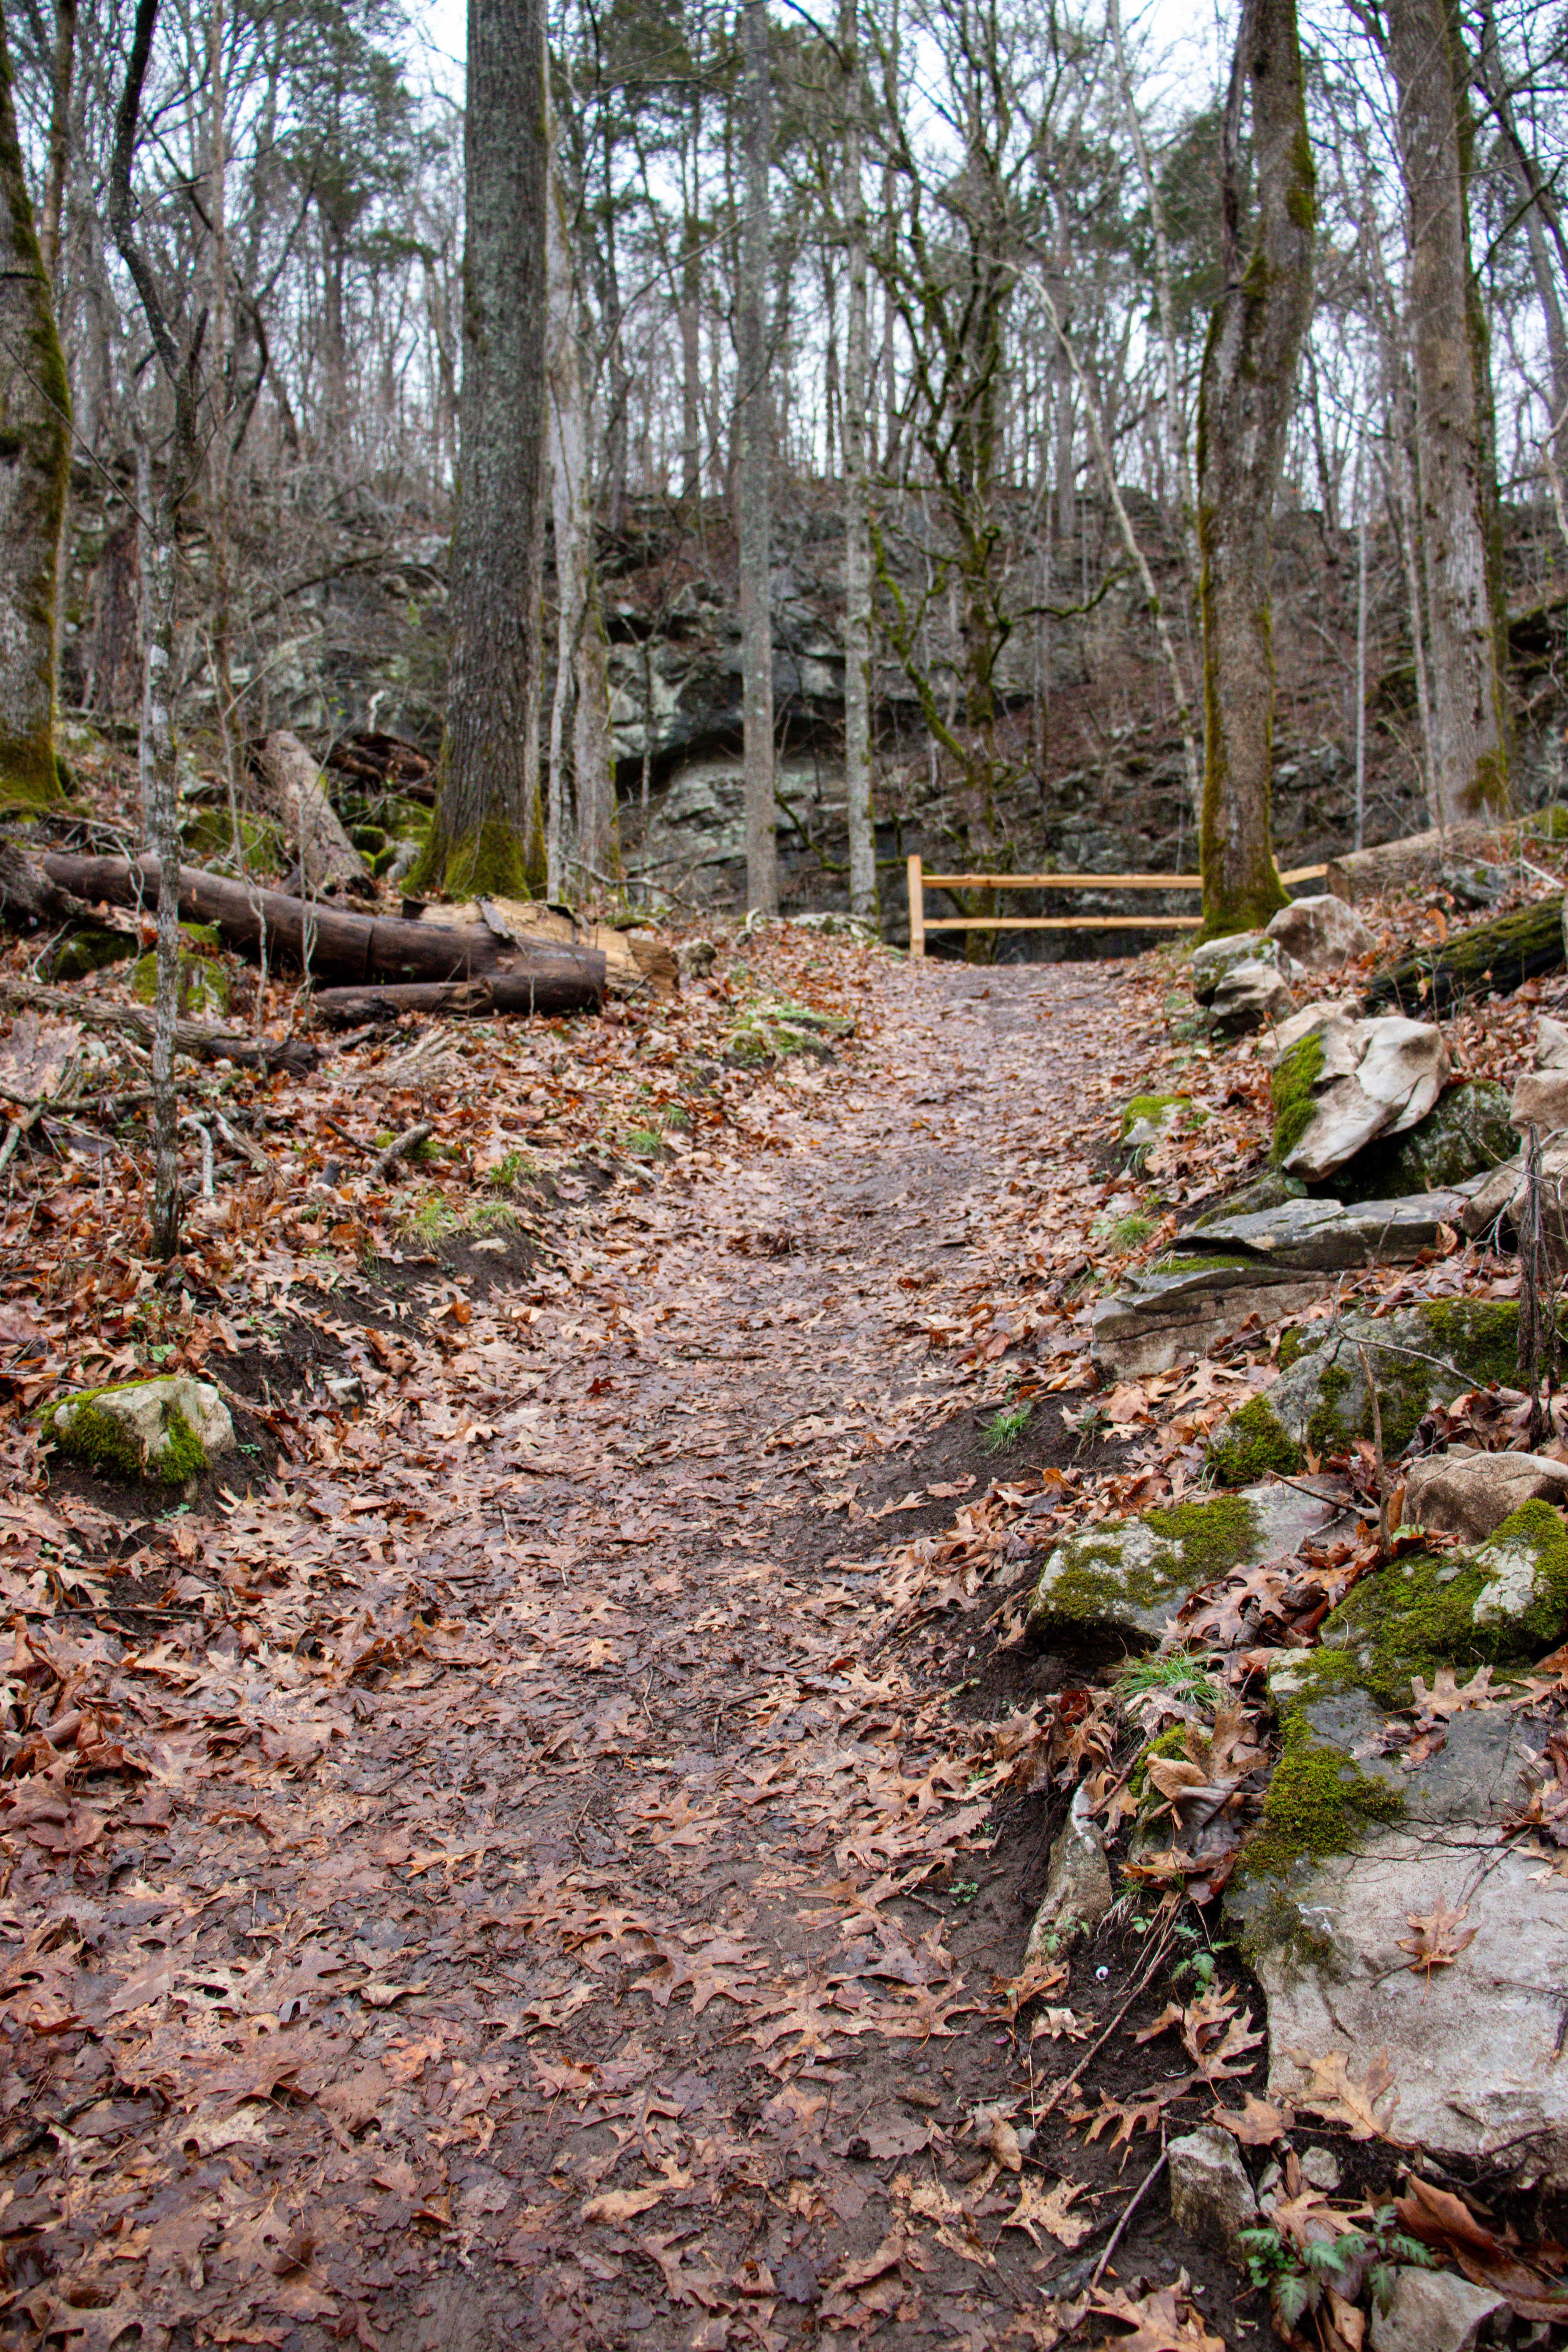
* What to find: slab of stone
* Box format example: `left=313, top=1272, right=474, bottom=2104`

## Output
left=1167, top=2127, right=1258, bottom=2256
left=1092, top=1189, right=1468, bottom=1379
left=1207, top=1299, right=1526, bottom=1485
left=1510, top=1068, right=1568, bottom=1136
left=1368, top=2270, right=1509, bottom=2352
left=1405, top=1448, right=1568, bottom=1544
left=1022, top=1784, right=1113, bottom=1963
left=1275, top=1015, right=1449, bottom=1183
left=1209, top=960, right=1294, bottom=1038
left=1190, top=932, right=1283, bottom=1005
left=1266, top=893, right=1376, bottom=971
left=1232, top=1699, right=1568, bottom=2183
left=1028, top=1480, right=1343, bottom=1657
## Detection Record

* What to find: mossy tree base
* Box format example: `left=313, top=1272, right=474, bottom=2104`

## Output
left=407, top=813, right=543, bottom=904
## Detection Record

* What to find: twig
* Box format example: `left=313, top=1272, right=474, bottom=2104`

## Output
left=1357, top=1343, right=1390, bottom=1556
left=1090, top=2146, right=1169, bottom=2288
left=1034, top=1910, right=1179, bottom=2119
left=374, top=1121, right=433, bottom=1182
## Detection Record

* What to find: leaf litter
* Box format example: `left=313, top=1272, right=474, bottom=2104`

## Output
left=7, top=911, right=1567, bottom=2346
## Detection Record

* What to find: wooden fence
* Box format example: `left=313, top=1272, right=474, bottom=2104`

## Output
left=905, top=856, right=1330, bottom=956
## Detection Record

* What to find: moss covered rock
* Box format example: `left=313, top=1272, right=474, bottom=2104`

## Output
left=1334, top=1079, right=1514, bottom=1203
left=1028, top=1482, right=1337, bottom=1658
left=132, top=923, right=230, bottom=1019
left=1207, top=1298, right=1534, bottom=1483
left=42, top=1375, right=235, bottom=1484
left=47, top=923, right=138, bottom=982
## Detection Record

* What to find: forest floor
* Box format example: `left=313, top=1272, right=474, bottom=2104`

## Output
left=0, top=914, right=1560, bottom=2351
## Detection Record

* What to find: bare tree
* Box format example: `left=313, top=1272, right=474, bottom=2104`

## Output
left=738, top=0, right=777, bottom=915
left=0, top=0, right=71, bottom=811
left=840, top=0, right=875, bottom=924
left=1385, top=0, right=1510, bottom=822
left=418, top=0, right=548, bottom=899
left=109, top=0, right=203, bottom=1256
left=1196, top=0, right=1316, bottom=936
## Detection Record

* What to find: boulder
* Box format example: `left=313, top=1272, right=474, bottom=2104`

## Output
left=1369, top=2270, right=1509, bottom=2352
left=1270, top=1014, right=1449, bottom=1181
left=44, top=1376, right=235, bottom=1485
left=1336, top=1080, right=1515, bottom=1203
left=1208, top=960, right=1295, bottom=1038
left=1189, top=931, right=1280, bottom=1005
left=1510, top=1069, right=1568, bottom=1136
left=1192, top=1170, right=1307, bottom=1225
left=1028, top=1481, right=1341, bottom=1659
left=1537, top=1014, right=1568, bottom=1069
left=1229, top=1682, right=1568, bottom=2182
left=1119, top=1092, right=1187, bottom=1161
left=1206, top=1298, right=1528, bottom=1485
left=1166, top=2127, right=1258, bottom=2257
left=1404, top=1448, right=1568, bottom=1544
left=1022, top=1783, right=1113, bottom=1962
left=1093, top=1189, right=1468, bottom=1379
left=1266, top=893, right=1376, bottom=970
left=131, top=922, right=230, bottom=1020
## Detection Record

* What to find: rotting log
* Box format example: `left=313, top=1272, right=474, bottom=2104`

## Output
left=0, top=979, right=320, bottom=1073
left=1363, top=891, right=1565, bottom=1012
left=34, top=853, right=604, bottom=997
left=0, top=840, right=89, bottom=928
left=309, top=973, right=603, bottom=1024
left=251, top=731, right=373, bottom=898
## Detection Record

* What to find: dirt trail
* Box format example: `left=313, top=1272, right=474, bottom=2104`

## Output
left=7, top=956, right=1221, bottom=2352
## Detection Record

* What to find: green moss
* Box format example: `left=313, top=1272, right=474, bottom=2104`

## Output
left=1419, top=1298, right=1528, bottom=1391
left=1276, top=1327, right=1310, bottom=1371
left=1142, top=1492, right=1260, bottom=1580
left=1237, top=1714, right=1405, bottom=1887
left=1268, top=1031, right=1325, bottom=1166
left=1319, top=1501, right=1568, bottom=1707
left=1120, top=1093, right=1187, bottom=1138
left=1524, top=806, right=1568, bottom=842
left=408, top=812, right=540, bottom=902
left=47, top=924, right=137, bottom=982
left=41, top=1385, right=208, bottom=1484
left=132, top=923, right=229, bottom=1018
left=1206, top=1395, right=1299, bottom=1485
left=1148, top=1250, right=1261, bottom=1277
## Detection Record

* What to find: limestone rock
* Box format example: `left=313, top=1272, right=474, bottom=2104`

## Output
left=1028, top=1482, right=1341, bottom=1657
left=132, top=922, right=230, bottom=1019
left=1404, top=1448, right=1568, bottom=1544
left=1120, top=1092, right=1187, bottom=1160
left=1266, top=893, right=1376, bottom=970
left=1167, top=2127, right=1258, bottom=2256
left=1459, top=1150, right=1525, bottom=1241
left=1208, top=960, right=1295, bottom=1038
left=1537, top=1014, right=1568, bottom=1070
left=1189, top=932, right=1280, bottom=1005
left=1272, top=1014, right=1449, bottom=1183
left=1093, top=1189, right=1468, bottom=1380
left=1368, top=2269, right=1508, bottom=2352
left=1337, top=1080, right=1515, bottom=1203
left=1510, top=1069, right=1568, bottom=1136
left=1298, top=2146, right=1340, bottom=2191
left=1233, top=1694, right=1568, bottom=2182
left=1206, top=1299, right=1527, bottom=1485
left=45, top=1376, right=235, bottom=1485
left=1022, top=1784, right=1113, bottom=1962
left=1268, top=999, right=1363, bottom=1061
left=1192, top=1170, right=1307, bottom=1226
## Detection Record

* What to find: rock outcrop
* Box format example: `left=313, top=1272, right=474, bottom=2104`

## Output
left=1270, top=1011, right=1449, bottom=1182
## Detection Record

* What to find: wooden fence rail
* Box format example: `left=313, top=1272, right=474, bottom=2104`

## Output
left=905, top=855, right=1329, bottom=957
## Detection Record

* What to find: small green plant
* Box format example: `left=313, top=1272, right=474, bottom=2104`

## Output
left=1117, top=1653, right=1221, bottom=1709
left=1239, top=2207, right=1436, bottom=2337
left=622, top=1127, right=663, bottom=1157
left=466, top=1200, right=520, bottom=1237
left=401, top=1192, right=458, bottom=1246
left=1169, top=1916, right=1230, bottom=1993
left=1094, top=1210, right=1157, bottom=1252
left=947, top=1878, right=981, bottom=1906
left=487, top=1149, right=536, bottom=1190
left=982, top=1399, right=1033, bottom=1454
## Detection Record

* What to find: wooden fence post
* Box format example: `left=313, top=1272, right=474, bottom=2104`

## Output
left=907, top=853, right=925, bottom=958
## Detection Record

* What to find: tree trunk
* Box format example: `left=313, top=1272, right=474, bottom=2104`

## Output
left=737, top=0, right=777, bottom=916
left=840, top=0, right=876, bottom=926
left=1196, top=0, right=1316, bottom=937
left=0, top=0, right=71, bottom=811
left=417, top=0, right=548, bottom=902
left=1385, top=0, right=1510, bottom=823
left=252, top=731, right=372, bottom=898
left=546, top=142, right=617, bottom=898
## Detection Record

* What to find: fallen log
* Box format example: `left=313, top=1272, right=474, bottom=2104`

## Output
left=35, top=852, right=604, bottom=998
left=1363, top=891, right=1565, bottom=1013
left=0, top=841, right=91, bottom=930
left=309, top=974, right=603, bottom=1024
left=251, top=731, right=373, bottom=899
left=0, top=979, right=321, bottom=1073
